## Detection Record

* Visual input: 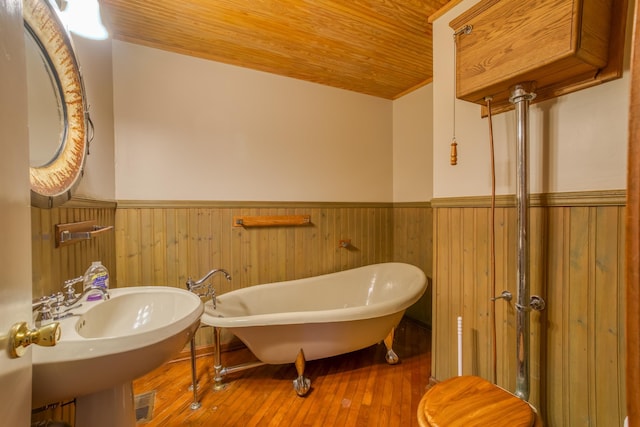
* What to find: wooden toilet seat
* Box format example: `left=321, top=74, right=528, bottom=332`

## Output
left=417, top=375, right=541, bottom=427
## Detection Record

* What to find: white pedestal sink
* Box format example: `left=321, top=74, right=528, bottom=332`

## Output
left=32, top=286, right=203, bottom=427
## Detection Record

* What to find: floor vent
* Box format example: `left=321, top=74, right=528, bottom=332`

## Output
left=134, top=390, right=156, bottom=423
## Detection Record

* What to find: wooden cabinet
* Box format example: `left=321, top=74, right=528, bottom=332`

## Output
left=450, top=0, right=627, bottom=112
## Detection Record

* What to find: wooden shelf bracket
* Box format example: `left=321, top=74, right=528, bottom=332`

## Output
left=55, top=220, right=114, bottom=248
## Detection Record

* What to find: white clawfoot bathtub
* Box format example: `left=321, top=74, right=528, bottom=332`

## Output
left=195, top=262, right=427, bottom=396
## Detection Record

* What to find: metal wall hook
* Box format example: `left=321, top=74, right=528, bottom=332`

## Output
left=491, top=290, right=512, bottom=302
left=529, top=295, right=545, bottom=311
left=515, top=295, right=546, bottom=312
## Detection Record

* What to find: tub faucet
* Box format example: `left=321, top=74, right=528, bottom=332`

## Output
left=186, top=268, right=231, bottom=309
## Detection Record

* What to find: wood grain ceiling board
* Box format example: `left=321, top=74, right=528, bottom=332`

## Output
left=99, top=0, right=451, bottom=99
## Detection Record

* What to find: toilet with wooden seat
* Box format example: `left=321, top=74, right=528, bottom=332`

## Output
left=417, top=375, right=542, bottom=427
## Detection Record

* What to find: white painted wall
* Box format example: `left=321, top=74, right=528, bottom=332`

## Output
left=73, top=36, right=116, bottom=201
left=392, top=84, right=434, bottom=202
left=112, top=41, right=393, bottom=202
left=433, top=0, right=631, bottom=199
left=104, top=0, right=630, bottom=204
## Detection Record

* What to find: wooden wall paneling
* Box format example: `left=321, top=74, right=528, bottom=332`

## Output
left=31, top=208, right=45, bottom=298
left=374, top=207, right=383, bottom=265
left=246, top=207, right=259, bottom=284
left=330, top=207, right=342, bottom=270
left=360, top=206, right=370, bottom=265
left=309, top=207, right=322, bottom=277
left=33, top=204, right=116, bottom=298
left=114, top=208, right=127, bottom=287
left=347, top=206, right=359, bottom=268
left=476, top=208, right=491, bottom=379
left=395, top=207, right=409, bottom=261
left=281, top=208, right=295, bottom=280
left=506, top=206, right=518, bottom=393
left=137, top=208, right=151, bottom=285
left=195, top=209, right=207, bottom=282
left=271, top=206, right=284, bottom=282
left=373, top=207, right=381, bottom=267
left=325, top=207, right=338, bottom=273
left=449, top=207, right=463, bottom=378
left=594, top=206, right=625, bottom=424
left=561, top=206, right=573, bottom=426
left=567, top=207, right=591, bottom=425
left=351, top=206, right=362, bottom=268
left=543, top=207, right=566, bottom=424
left=433, top=207, right=454, bottom=380
left=116, top=210, right=137, bottom=286
left=336, top=207, right=350, bottom=270
left=121, top=208, right=139, bottom=285
left=350, top=206, right=361, bottom=268
left=292, top=207, right=305, bottom=278
left=111, top=203, right=411, bottom=348
left=393, top=205, right=432, bottom=324
left=254, top=208, right=267, bottom=283
left=274, top=207, right=287, bottom=280
left=432, top=201, right=625, bottom=426
left=175, top=209, right=189, bottom=287
left=376, top=206, right=388, bottom=264
left=618, top=205, right=628, bottom=422
left=461, top=207, right=476, bottom=376
left=164, top=208, right=178, bottom=287
left=480, top=207, right=493, bottom=379
left=52, top=208, right=66, bottom=280
left=364, top=207, right=373, bottom=266
left=528, top=207, right=544, bottom=410
left=424, top=207, right=433, bottom=278
left=221, top=208, right=234, bottom=292
left=432, top=207, right=445, bottom=380
left=396, top=208, right=415, bottom=263
left=494, top=206, right=515, bottom=390
left=219, top=208, right=231, bottom=284
left=151, top=208, right=167, bottom=287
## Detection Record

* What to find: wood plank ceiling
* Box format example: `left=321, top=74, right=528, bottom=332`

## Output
left=99, top=0, right=452, bottom=99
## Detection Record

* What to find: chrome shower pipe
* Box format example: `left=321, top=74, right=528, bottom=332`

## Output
left=509, top=84, right=536, bottom=401
left=212, top=326, right=265, bottom=391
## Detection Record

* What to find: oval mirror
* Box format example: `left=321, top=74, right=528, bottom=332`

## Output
left=24, top=0, right=89, bottom=208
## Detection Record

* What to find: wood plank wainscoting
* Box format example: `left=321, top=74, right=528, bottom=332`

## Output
left=31, top=198, right=117, bottom=299
left=432, top=190, right=627, bottom=426
left=114, top=200, right=433, bottom=349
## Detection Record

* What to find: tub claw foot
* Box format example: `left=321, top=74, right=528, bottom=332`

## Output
left=293, top=349, right=311, bottom=396
left=293, top=375, right=311, bottom=396
left=384, top=328, right=400, bottom=365
left=385, top=348, right=400, bottom=365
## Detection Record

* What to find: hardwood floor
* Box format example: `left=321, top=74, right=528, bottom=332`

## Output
left=133, top=318, right=431, bottom=426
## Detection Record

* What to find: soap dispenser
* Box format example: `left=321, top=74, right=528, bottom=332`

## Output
left=83, top=261, right=109, bottom=301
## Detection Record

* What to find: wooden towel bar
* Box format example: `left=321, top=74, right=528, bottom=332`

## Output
left=233, top=215, right=311, bottom=227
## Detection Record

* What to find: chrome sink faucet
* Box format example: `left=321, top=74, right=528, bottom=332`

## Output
left=186, top=268, right=231, bottom=309
left=32, top=277, right=110, bottom=326
left=62, top=275, right=110, bottom=307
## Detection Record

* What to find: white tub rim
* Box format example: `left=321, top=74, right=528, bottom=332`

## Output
left=201, top=262, right=427, bottom=328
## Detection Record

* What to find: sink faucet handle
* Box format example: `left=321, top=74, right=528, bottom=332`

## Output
left=34, top=296, right=54, bottom=326
left=63, top=276, right=84, bottom=300
left=51, top=291, right=64, bottom=305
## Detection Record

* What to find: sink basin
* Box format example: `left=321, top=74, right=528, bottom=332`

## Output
left=32, top=286, right=203, bottom=426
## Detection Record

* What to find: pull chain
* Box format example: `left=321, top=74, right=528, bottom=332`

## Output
left=451, top=31, right=458, bottom=165
left=450, top=25, right=471, bottom=166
